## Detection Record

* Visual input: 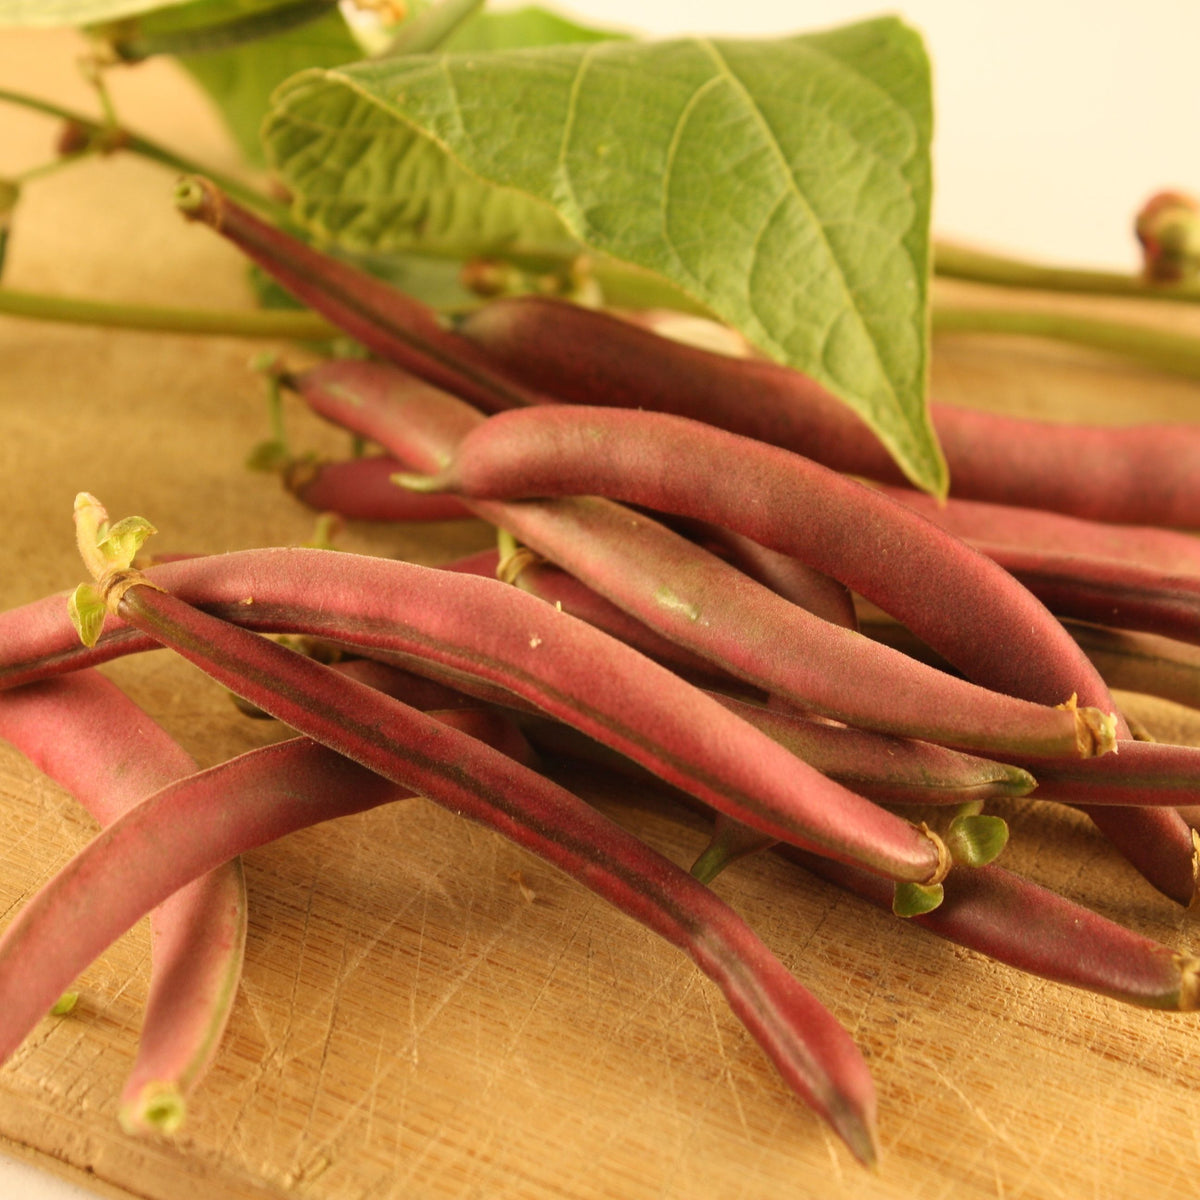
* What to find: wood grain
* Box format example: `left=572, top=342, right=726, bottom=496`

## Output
left=2, top=27, right=1200, bottom=1200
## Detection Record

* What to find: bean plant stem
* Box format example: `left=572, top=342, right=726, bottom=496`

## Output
left=934, top=241, right=1200, bottom=305
left=932, top=304, right=1200, bottom=379
left=0, top=86, right=282, bottom=222
left=0, top=287, right=335, bottom=340
left=376, top=0, right=486, bottom=57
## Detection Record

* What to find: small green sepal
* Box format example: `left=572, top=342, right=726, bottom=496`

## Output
left=68, top=582, right=107, bottom=648
left=892, top=881, right=944, bottom=917
left=946, top=813, right=1010, bottom=868
left=391, top=470, right=443, bottom=493
left=119, top=1081, right=187, bottom=1136
left=97, top=515, right=157, bottom=568
left=49, top=990, right=79, bottom=1016
left=245, top=439, right=291, bottom=473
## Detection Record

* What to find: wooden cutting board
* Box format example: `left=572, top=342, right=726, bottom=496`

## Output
left=2, top=28, right=1200, bottom=1200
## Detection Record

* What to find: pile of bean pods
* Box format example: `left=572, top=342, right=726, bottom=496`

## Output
left=1, top=174, right=1199, bottom=1166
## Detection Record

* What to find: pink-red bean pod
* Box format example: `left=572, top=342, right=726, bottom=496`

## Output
left=710, top=694, right=1037, bottom=807
left=290, top=363, right=1115, bottom=762
left=782, top=848, right=1200, bottom=1009
left=285, top=455, right=474, bottom=522
left=0, top=718, right=571, bottom=1130
left=387, top=386, right=1198, bottom=902
left=403, top=403, right=1117, bottom=715
left=874, top=486, right=1200, bottom=577
left=174, top=177, right=546, bottom=414
left=0, top=672, right=246, bottom=1133
left=971, top=547, right=1200, bottom=647
left=61, top=585, right=883, bottom=1162
left=1012, top=739, right=1200, bottom=809
left=672, top=518, right=858, bottom=630
left=519, top=701, right=1036, bottom=810
left=494, top=548, right=760, bottom=695
left=456, top=294, right=1200, bottom=527
left=1064, top=621, right=1200, bottom=713
left=3, top=544, right=950, bottom=888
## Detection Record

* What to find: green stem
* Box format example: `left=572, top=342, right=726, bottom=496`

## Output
left=11, top=154, right=91, bottom=186
left=934, top=240, right=1200, bottom=305
left=376, top=0, right=486, bottom=57
left=100, top=0, right=340, bottom=62
left=0, top=87, right=283, bottom=222
left=0, top=287, right=336, bottom=340
left=931, top=302, right=1200, bottom=380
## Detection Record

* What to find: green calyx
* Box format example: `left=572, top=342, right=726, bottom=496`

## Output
left=892, top=881, right=944, bottom=918
left=945, top=811, right=1009, bottom=869
left=69, top=493, right=157, bottom=647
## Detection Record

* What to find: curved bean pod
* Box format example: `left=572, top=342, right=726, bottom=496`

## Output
left=72, top=583, right=884, bottom=1163
left=286, top=456, right=474, bottom=522
left=874, top=486, right=1200, bottom=577
left=0, top=672, right=246, bottom=1133
left=783, top=848, right=1200, bottom=1010
left=393, top=392, right=1196, bottom=902
left=290, top=364, right=1113, bottom=761
left=1065, top=621, right=1200, bottom=713
left=407, top=403, right=1114, bottom=713
left=1, top=547, right=949, bottom=886
left=456, top=294, right=1200, bottom=526
left=976, top=547, right=1200, bottom=647
left=175, top=177, right=546, bottom=414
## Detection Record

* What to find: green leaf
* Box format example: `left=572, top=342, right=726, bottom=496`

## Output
left=441, top=6, right=629, bottom=52
left=265, top=68, right=581, bottom=266
left=0, top=0, right=262, bottom=30
left=263, top=18, right=945, bottom=493
left=174, top=4, right=361, bottom=167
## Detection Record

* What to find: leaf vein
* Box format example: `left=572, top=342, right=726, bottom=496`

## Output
left=553, top=40, right=601, bottom=230
left=698, top=38, right=891, bottom=398
left=659, top=69, right=726, bottom=298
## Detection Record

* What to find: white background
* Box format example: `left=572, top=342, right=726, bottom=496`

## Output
left=4, top=1, right=1200, bottom=1197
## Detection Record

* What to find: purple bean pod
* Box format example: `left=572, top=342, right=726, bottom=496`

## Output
left=874, top=485, right=1200, bottom=576
left=174, top=177, right=546, bottom=414
left=783, top=848, right=1200, bottom=1009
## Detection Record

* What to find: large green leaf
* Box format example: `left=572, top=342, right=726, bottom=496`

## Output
left=441, top=6, right=628, bottom=52
left=266, top=17, right=942, bottom=492
left=176, top=4, right=360, bottom=167
left=0, top=0, right=263, bottom=29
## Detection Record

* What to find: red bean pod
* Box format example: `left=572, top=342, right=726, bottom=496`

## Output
left=456, top=294, right=1200, bottom=526
left=494, top=548, right=762, bottom=695
left=78, top=575, right=882, bottom=1163
left=782, top=848, right=1200, bottom=1010
left=393, top=392, right=1196, bottom=902
left=973, top=546, right=1200, bottom=647
left=1, top=546, right=951, bottom=887
left=290, top=364, right=1114, bottom=762
left=174, top=177, right=546, bottom=414
left=874, top=486, right=1200, bottom=577
left=0, top=672, right=246, bottom=1132
left=285, top=455, right=474, bottom=522
left=1064, top=621, right=1200, bottom=712
left=408, top=403, right=1116, bottom=712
